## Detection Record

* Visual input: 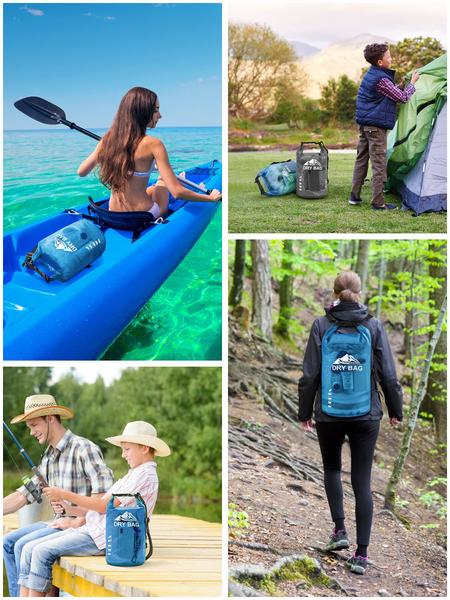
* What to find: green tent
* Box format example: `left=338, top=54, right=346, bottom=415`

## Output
left=386, top=54, right=447, bottom=214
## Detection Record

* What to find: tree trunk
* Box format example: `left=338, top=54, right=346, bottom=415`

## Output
left=229, top=240, right=247, bottom=307
left=251, top=240, right=273, bottom=341
left=375, top=250, right=386, bottom=321
left=421, top=242, right=447, bottom=444
left=355, top=240, right=370, bottom=301
left=384, top=292, right=447, bottom=511
left=277, top=240, right=294, bottom=339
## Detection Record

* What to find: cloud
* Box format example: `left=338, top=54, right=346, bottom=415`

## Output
left=20, top=5, right=44, bottom=17
left=83, top=12, right=116, bottom=21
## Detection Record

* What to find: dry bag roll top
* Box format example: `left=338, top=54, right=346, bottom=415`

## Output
left=23, top=219, right=106, bottom=283
left=321, top=324, right=372, bottom=418
left=255, top=160, right=297, bottom=196
left=296, top=141, right=329, bottom=198
left=106, top=493, right=153, bottom=567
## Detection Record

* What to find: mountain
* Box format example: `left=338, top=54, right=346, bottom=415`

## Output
left=289, top=40, right=320, bottom=59
left=300, top=34, right=396, bottom=98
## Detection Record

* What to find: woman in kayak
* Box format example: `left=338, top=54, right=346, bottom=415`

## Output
left=298, top=271, right=403, bottom=575
left=77, top=86, right=221, bottom=218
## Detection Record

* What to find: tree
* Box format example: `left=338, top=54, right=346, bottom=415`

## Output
left=228, top=23, right=303, bottom=119
left=355, top=240, right=370, bottom=300
left=391, top=37, right=445, bottom=80
left=251, top=240, right=273, bottom=340
left=320, top=75, right=358, bottom=125
left=276, top=240, right=294, bottom=339
left=384, top=292, right=447, bottom=512
left=229, top=240, right=247, bottom=307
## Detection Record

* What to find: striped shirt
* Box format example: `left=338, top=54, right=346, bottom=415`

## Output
left=377, top=78, right=416, bottom=103
left=83, top=461, right=159, bottom=550
left=17, top=429, right=114, bottom=503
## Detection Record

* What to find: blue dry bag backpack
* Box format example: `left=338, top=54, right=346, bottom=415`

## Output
left=105, top=493, right=153, bottom=567
left=321, top=324, right=372, bottom=417
left=23, top=219, right=106, bottom=282
left=255, top=160, right=297, bottom=196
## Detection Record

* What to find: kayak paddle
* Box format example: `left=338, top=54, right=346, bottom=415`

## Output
left=14, top=96, right=214, bottom=195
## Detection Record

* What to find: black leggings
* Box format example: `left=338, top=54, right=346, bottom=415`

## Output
left=315, top=420, right=380, bottom=546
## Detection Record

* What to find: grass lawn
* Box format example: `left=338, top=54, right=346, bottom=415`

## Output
left=229, top=151, right=446, bottom=234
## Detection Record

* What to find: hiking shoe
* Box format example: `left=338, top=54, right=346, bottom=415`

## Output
left=371, top=203, right=398, bottom=210
left=324, top=529, right=349, bottom=552
left=346, top=553, right=368, bottom=575
left=349, top=194, right=363, bottom=205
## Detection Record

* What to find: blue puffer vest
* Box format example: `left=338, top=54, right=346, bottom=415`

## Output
left=355, top=66, right=397, bottom=130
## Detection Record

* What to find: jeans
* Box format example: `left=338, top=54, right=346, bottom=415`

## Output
left=18, top=529, right=104, bottom=593
left=3, top=521, right=58, bottom=597
left=351, top=125, right=388, bottom=207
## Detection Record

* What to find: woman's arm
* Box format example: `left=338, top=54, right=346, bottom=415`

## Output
left=78, top=142, right=101, bottom=177
left=151, top=139, right=221, bottom=202
left=43, top=487, right=112, bottom=514
left=298, top=319, right=322, bottom=421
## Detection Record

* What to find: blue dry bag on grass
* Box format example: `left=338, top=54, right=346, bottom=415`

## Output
left=23, top=219, right=106, bottom=282
left=105, top=493, right=153, bottom=567
left=255, top=160, right=296, bottom=196
left=321, top=324, right=372, bottom=417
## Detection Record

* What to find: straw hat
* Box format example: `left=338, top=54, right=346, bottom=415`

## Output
left=106, top=421, right=171, bottom=457
left=11, top=394, right=74, bottom=424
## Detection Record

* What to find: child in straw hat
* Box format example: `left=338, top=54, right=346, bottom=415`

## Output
left=17, top=421, right=170, bottom=597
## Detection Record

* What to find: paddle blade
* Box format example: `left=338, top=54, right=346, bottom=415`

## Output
left=14, top=97, right=66, bottom=125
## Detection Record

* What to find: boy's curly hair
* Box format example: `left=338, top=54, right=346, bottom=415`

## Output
left=364, top=43, right=389, bottom=66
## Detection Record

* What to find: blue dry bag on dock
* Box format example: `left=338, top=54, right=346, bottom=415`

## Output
left=321, top=324, right=372, bottom=417
left=23, top=219, right=106, bottom=282
left=105, top=493, right=153, bottom=567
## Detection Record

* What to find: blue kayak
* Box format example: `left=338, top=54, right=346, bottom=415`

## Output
left=4, top=160, right=222, bottom=360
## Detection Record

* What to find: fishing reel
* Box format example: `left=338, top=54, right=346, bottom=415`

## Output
left=22, top=476, right=43, bottom=504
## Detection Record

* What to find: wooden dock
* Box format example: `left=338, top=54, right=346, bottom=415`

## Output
left=3, top=513, right=222, bottom=597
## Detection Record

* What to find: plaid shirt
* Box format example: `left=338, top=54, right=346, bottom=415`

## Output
left=17, top=429, right=114, bottom=503
left=377, top=78, right=416, bottom=103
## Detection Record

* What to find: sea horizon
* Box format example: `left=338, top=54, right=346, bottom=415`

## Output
left=5, top=125, right=221, bottom=133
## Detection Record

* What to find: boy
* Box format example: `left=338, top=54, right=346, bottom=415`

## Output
left=17, top=421, right=170, bottom=597
left=350, top=43, right=420, bottom=210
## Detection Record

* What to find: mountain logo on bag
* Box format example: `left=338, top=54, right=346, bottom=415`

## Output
left=303, top=158, right=322, bottom=171
left=331, top=351, right=363, bottom=371
left=114, top=512, right=140, bottom=527
left=54, top=235, right=77, bottom=253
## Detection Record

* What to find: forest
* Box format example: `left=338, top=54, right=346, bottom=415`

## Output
left=228, top=239, right=447, bottom=596
left=3, top=367, right=222, bottom=522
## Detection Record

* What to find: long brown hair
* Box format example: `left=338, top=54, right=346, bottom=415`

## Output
left=97, top=87, right=157, bottom=193
left=333, top=271, right=361, bottom=303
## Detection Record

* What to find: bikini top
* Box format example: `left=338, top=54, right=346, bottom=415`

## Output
left=130, top=158, right=156, bottom=178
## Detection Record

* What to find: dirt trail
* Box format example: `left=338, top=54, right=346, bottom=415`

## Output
left=228, top=319, right=447, bottom=597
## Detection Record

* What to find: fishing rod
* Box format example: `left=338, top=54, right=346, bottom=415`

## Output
left=14, top=96, right=216, bottom=195
left=3, top=421, right=49, bottom=504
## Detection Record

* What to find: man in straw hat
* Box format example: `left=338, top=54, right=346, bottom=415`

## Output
left=17, top=421, right=169, bottom=597
left=3, top=394, right=114, bottom=597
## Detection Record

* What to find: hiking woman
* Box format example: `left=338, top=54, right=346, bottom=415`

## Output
left=77, top=86, right=221, bottom=218
left=17, top=421, right=170, bottom=597
left=298, top=271, right=403, bottom=575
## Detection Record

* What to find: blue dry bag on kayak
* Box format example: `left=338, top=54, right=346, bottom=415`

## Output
left=105, top=493, right=153, bottom=567
left=321, top=324, right=372, bottom=417
left=23, top=219, right=106, bottom=283
left=255, top=160, right=296, bottom=196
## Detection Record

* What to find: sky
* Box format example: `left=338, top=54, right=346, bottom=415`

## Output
left=4, top=3, right=222, bottom=129
left=51, top=365, right=130, bottom=385
left=229, top=0, right=447, bottom=48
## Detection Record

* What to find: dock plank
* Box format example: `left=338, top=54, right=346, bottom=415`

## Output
left=4, top=513, right=222, bottom=597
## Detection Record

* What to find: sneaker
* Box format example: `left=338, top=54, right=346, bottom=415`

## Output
left=346, top=553, right=368, bottom=575
left=324, top=529, right=349, bottom=551
left=371, top=203, right=398, bottom=210
left=349, top=194, right=363, bottom=205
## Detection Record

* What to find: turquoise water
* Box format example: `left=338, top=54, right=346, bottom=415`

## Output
left=4, top=128, right=222, bottom=360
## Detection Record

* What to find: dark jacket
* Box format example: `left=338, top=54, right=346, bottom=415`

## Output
left=355, top=66, right=397, bottom=130
left=298, top=301, right=403, bottom=422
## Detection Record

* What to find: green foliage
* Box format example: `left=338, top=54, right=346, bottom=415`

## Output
left=419, top=478, right=447, bottom=520
left=320, top=75, right=358, bottom=125
left=228, top=503, right=250, bottom=535
left=391, top=37, right=445, bottom=80
left=4, top=367, right=222, bottom=516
